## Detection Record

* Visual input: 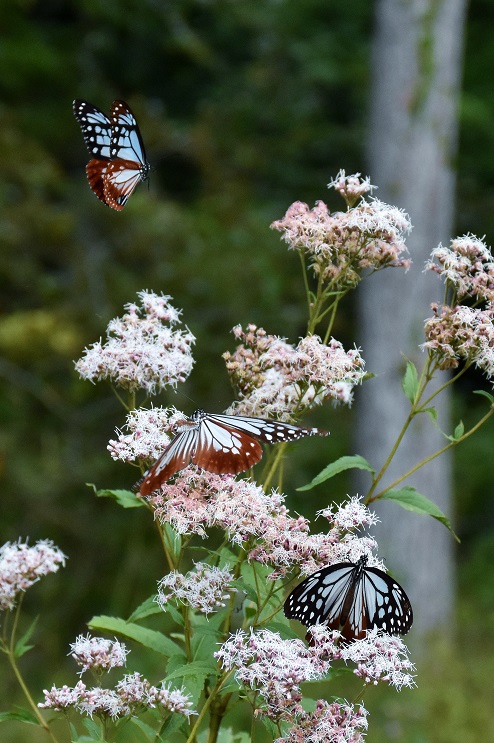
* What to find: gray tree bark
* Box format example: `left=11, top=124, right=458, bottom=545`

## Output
left=356, top=0, right=468, bottom=636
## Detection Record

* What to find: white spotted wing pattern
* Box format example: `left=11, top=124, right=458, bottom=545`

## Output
left=284, top=555, right=413, bottom=642
left=136, top=409, right=329, bottom=496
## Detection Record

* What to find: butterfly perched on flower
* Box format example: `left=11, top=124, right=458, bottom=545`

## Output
left=284, top=555, right=413, bottom=642
left=73, top=99, right=150, bottom=210
left=136, top=409, right=329, bottom=496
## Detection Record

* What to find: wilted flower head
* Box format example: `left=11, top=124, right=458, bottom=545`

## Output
left=108, top=406, right=186, bottom=463
left=224, top=324, right=365, bottom=418
left=75, top=290, right=195, bottom=395
left=69, top=634, right=129, bottom=674
left=328, top=169, right=376, bottom=207
left=426, top=234, right=494, bottom=303
left=275, top=699, right=368, bottom=743
left=157, top=562, right=234, bottom=615
left=423, top=303, right=494, bottom=377
left=271, top=189, right=411, bottom=287
left=0, top=539, right=66, bottom=611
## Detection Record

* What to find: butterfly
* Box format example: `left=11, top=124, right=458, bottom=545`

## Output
left=73, top=99, right=150, bottom=210
left=136, top=409, right=329, bottom=496
left=284, top=555, right=413, bottom=642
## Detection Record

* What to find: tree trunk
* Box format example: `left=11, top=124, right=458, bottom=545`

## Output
left=356, top=0, right=468, bottom=636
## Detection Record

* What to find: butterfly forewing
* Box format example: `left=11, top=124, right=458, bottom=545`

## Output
left=73, top=100, right=112, bottom=160
left=110, top=100, right=149, bottom=167
left=138, top=428, right=198, bottom=496
left=207, top=414, right=324, bottom=445
left=284, top=557, right=413, bottom=642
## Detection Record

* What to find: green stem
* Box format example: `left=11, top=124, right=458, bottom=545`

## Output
left=369, top=405, right=494, bottom=502
left=184, top=671, right=234, bottom=743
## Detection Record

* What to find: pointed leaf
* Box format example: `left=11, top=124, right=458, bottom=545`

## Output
left=422, top=406, right=438, bottom=423
left=94, top=487, right=145, bottom=509
left=127, top=595, right=161, bottom=623
left=14, top=616, right=38, bottom=658
left=473, top=389, right=494, bottom=405
left=88, top=616, right=182, bottom=656
left=0, top=709, right=39, bottom=725
left=381, top=487, right=459, bottom=541
left=402, top=360, right=419, bottom=403
left=297, top=455, right=374, bottom=491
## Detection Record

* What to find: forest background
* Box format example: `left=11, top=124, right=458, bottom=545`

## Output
left=1, top=1, right=493, bottom=742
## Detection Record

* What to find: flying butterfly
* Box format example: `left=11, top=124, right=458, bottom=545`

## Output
left=284, top=555, right=413, bottom=643
left=73, top=99, right=150, bottom=210
left=136, top=408, right=329, bottom=496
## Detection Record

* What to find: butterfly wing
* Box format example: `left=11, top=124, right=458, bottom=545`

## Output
left=362, top=567, right=413, bottom=635
left=103, top=159, right=147, bottom=210
left=284, top=563, right=357, bottom=630
left=109, top=100, right=149, bottom=167
left=137, top=428, right=198, bottom=496
left=73, top=100, right=112, bottom=160
left=207, top=413, right=327, bottom=445
left=192, top=417, right=263, bottom=474
left=85, top=159, right=109, bottom=204
left=284, top=561, right=413, bottom=642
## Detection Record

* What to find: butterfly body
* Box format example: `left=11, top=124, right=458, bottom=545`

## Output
left=284, top=555, right=413, bottom=642
left=136, top=409, right=328, bottom=496
left=73, top=99, right=150, bottom=210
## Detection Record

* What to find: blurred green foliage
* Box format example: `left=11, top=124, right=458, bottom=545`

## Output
left=1, top=0, right=494, bottom=741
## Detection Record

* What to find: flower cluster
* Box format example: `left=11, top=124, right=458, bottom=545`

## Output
left=152, top=474, right=379, bottom=578
left=69, top=635, right=129, bottom=674
left=39, top=675, right=195, bottom=720
left=271, top=180, right=411, bottom=286
left=75, top=291, right=195, bottom=395
left=215, top=629, right=331, bottom=720
left=108, top=406, right=186, bottom=463
left=426, top=234, right=494, bottom=303
left=340, top=629, right=416, bottom=690
left=39, top=638, right=195, bottom=720
left=157, top=562, right=234, bottom=615
left=275, top=700, right=368, bottom=743
left=423, top=303, right=494, bottom=377
left=223, top=324, right=365, bottom=418
left=0, top=539, right=66, bottom=611
left=328, top=169, right=376, bottom=207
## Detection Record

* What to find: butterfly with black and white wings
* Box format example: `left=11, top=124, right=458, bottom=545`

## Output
left=284, top=555, right=413, bottom=642
left=136, top=409, right=329, bottom=496
left=73, top=99, right=150, bottom=210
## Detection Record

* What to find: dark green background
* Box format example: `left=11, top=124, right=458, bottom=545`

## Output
left=1, top=1, right=493, bottom=741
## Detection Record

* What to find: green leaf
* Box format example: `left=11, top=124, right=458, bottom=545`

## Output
left=422, top=406, right=438, bottom=423
left=297, top=455, right=374, bottom=491
left=93, top=487, right=145, bottom=509
left=381, top=487, right=459, bottom=542
left=473, top=389, right=494, bottom=404
left=0, top=709, right=39, bottom=725
left=153, top=714, right=188, bottom=741
left=81, top=717, right=104, bottom=740
left=165, top=660, right=219, bottom=681
left=88, top=616, right=182, bottom=656
left=191, top=624, right=221, bottom=662
left=402, top=360, right=419, bottom=403
left=14, top=616, right=38, bottom=658
left=128, top=716, right=158, bottom=740
left=127, top=595, right=161, bottom=623
left=445, top=420, right=464, bottom=441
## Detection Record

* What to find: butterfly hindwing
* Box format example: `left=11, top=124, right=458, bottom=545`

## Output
left=138, top=428, right=198, bottom=496
left=103, top=160, right=146, bottom=211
